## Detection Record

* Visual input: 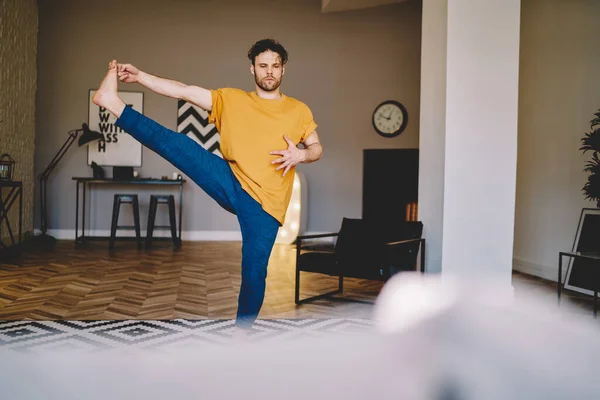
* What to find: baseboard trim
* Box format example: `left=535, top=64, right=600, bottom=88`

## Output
left=35, top=229, right=243, bottom=241
left=33, top=229, right=336, bottom=242
left=513, top=257, right=559, bottom=282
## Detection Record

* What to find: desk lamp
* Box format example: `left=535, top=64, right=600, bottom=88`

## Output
left=34, top=123, right=104, bottom=249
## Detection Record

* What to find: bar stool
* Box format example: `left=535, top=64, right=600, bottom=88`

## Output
left=109, top=194, right=142, bottom=249
left=146, top=194, right=180, bottom=249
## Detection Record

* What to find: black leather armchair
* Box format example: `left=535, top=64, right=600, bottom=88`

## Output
left=295, top=218, right=425, bottom=304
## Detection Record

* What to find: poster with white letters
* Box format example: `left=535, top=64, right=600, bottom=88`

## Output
left=88, top=90, right=143, bottom=167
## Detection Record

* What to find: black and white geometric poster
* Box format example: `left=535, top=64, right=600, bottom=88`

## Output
left=87, top=90, right=143, bottom=167
left=177, top=99, right=222, bottom=158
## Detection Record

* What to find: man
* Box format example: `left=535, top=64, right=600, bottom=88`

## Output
left=92, top=39, right=322, bottom=331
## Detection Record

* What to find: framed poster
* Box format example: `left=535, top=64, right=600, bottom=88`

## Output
left=88, top=90, right=143, bottom=167
left=564, top=208, right=600, bottom=296
left=177, top=99, right=222, bottom=158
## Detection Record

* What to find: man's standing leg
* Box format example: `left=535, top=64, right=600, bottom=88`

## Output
left=233, top=188, right=280, bottom=329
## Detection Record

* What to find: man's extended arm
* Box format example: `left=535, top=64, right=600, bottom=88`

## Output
left=117, top=63, right=212, bottom=111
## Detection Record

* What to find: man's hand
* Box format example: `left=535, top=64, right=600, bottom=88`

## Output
left=270, top=136, right=306, bottom=177
left=117, top=63, right=140, bottom=84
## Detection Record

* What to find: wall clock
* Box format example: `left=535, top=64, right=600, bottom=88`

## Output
left=372, top=100, right=408, bottom=138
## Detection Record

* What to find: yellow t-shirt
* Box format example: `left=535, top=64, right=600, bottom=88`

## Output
left=208, top=88, right=318, bottom=225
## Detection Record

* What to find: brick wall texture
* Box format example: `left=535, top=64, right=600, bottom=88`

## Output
left=0, top=0, right=38, bottom=242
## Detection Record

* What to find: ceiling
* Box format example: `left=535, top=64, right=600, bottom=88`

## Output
left=321, top=0, right=411, bottom=13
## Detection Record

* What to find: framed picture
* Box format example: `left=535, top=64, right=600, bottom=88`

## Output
left=177, top=99, right=222, bottom=158
left=564, top=208, right=600, bottom=296
left=87, top=90, right=143, bottom=167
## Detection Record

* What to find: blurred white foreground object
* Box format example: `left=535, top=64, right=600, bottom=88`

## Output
left=372, top=271, right=600, bottom=399
left=2, top=273, right=600, bottom=399
left=373, top=273, right=460, bottom=334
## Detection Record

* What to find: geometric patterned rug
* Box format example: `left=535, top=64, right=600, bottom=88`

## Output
left=0, top=318, right=373, bottom=354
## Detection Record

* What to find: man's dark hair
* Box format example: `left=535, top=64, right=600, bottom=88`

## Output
left=248, top=38, right=288, bottom=65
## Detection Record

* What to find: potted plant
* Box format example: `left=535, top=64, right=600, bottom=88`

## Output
left=580, top=109, right=600, bottom=207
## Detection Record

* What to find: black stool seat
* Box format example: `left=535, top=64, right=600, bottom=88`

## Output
left=146, top=194, right=180, bottom=249
left=110, top=194, right=142, bottom=249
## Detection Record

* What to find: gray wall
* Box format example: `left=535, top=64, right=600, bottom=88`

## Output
left=513, top=0, right=600, bottom=280
left=34, top=0, right=422, bottom=237
left=0, top=0, right=38, bottom=240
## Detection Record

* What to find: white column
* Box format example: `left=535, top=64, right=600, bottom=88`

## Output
left=442, top=0, right=521, bottom=282
left=419, top=0, right=521, bottom=284
left=418, top=0, right=448, bottom=274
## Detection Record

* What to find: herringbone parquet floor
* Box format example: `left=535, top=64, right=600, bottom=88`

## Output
left=0, top=240, right=382, bottom=321
left=2, top=239, right=597, bottom=322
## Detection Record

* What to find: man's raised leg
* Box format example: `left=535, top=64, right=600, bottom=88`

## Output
left=92, top=60, right=237, bottom=213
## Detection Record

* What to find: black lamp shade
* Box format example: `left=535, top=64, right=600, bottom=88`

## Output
left=78, top=123, right=105, bottom=146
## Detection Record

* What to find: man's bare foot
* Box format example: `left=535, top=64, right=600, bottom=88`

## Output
left=92, top=60, right=126, bottom=118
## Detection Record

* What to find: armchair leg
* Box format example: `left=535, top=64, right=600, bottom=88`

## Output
left=295, top=266, right=301, bottom=304
left=420, top=239, right=426, bottom=273
left=295, top=271, right=344, bottom=305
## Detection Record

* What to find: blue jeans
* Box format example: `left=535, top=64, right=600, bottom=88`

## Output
left=115, top=105, right=280, bottom=328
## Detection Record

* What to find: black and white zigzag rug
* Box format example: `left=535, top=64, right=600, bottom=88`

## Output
left=0, top=318, right=372, bottom=354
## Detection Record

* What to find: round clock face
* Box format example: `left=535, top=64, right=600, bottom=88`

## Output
left=372, top=100, right=408, bottom=138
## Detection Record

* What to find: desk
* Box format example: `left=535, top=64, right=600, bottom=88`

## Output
left=73, top=177, right=185, bottom=245
left=0, top=180, right=22, bottom=251
left=558, top=251, right=600, bottom=317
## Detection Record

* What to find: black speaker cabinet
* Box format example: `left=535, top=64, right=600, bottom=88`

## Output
left=362, top=149, right=419, bottom=223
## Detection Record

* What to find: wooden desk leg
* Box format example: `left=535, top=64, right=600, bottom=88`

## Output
left=82, top=182, right=86, bottom=243
left=178, top=183, right=183, bottom=243
left=75, top=180, right=79, bottom=245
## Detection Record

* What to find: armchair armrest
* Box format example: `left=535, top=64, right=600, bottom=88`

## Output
left=297, top=232, right=339, bottom=240
left=382, top=238, right=426, bottom=273
left=297, top=232, right=339, bottom=257
left=383, top=237, right=424, bottom=247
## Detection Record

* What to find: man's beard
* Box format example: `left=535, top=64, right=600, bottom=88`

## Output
left=255, top=75, right=281, bottom=92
